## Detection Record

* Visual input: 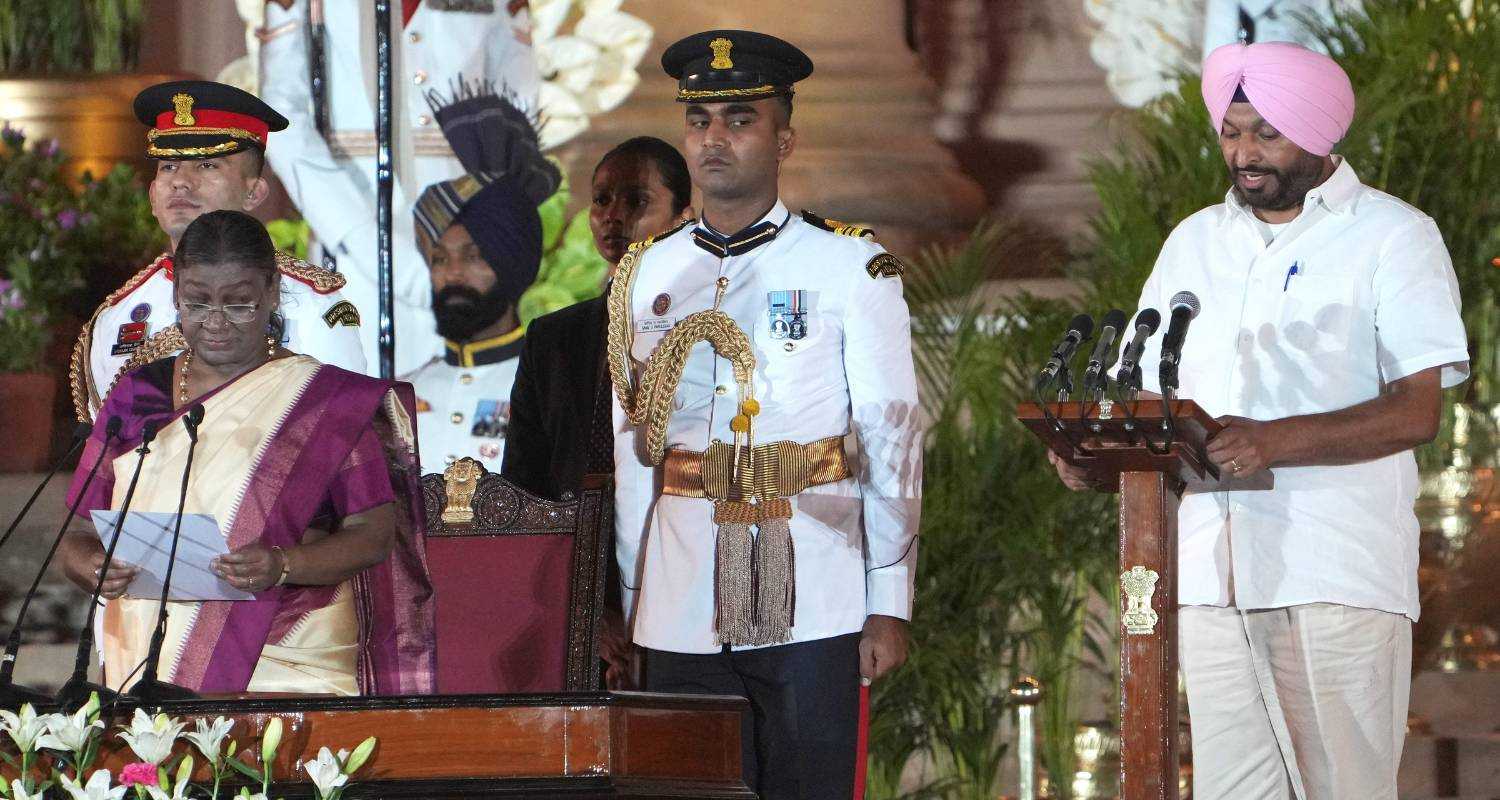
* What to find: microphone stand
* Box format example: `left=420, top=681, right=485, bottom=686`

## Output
left=55, top=420, right=160, bottom=711
left=126, top=407, right=205, bottom=703
left=0, top=422, right=92, bottom=554
left=0, top=421, right=111, bottom=709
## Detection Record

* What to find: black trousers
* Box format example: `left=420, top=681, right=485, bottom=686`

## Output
left=645, top=633, right=862, bottom=800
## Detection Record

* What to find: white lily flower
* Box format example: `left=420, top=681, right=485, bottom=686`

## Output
left=304, top=747, right=349, bottom=796
left=0, top=704, right=48, bottom=754
left=58, top=770, right=127, bottom=800
left=37, top=700, right=105, bottom=754
left=532, top=0, right=653, bottom=148
left=115, top=709, right=187, bottom=765
left=9, top=778, right=45, bottom=800
left=183, top=716, right=235, bottom=764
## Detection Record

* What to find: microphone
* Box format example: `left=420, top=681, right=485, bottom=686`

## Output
left=1114, top=308, right=1162, bottom=392
left=0, top=419, right=115, bottom=709
left=1080, top=309, right=1127, bottom=398
left=1034, top=313, right=1094, bottom=391
left=57, top=419, right=160, bottom=710
left=1157, top=291, right=1201, bottom=398
left=128, top=406, right=205, bottom=703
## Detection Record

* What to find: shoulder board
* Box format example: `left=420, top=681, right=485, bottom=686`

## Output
left=865, top=252, right=906, bottom=280
left=102, top=254, right=170, bottom=309
left=275, top=251, right=347, bottom=294
left=625, top=218, right=693, bottom=254
left=801, top=210, right=876, bottom=240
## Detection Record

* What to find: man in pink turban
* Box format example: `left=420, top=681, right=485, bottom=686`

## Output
left=1052, top=40, right=1470, bottom=800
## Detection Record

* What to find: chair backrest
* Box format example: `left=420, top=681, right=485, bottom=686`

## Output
left=420, top=459, right=612, bottom=693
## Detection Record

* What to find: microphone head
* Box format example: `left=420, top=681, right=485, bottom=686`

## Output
left=1170, top=291, right=1201, bottom=317
left=71, top=421, right=93, bottom=441
left=1100, top=309, right=1127, bottom=333
left=186, top=404, right=206, bottom=428
left=1134, top=308, right=1162, bottom=334
left=1067, top=313, right=1094, bottom=341
left=105, top=416, right=124, bottom=438
left=140, top=420, right=161, bottom=443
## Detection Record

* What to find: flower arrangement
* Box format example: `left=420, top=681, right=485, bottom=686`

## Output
left=0, top=123, right=159, bottom=373
left=0, top=696, right=376, bottom=800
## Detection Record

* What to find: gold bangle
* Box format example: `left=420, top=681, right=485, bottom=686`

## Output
left=272, top=546, right=292, bottom=587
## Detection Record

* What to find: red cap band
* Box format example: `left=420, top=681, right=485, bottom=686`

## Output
left=153, top=109, right=270, bottom=146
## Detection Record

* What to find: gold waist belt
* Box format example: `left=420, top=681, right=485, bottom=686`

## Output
left=661, top=435, right=851, bottom=501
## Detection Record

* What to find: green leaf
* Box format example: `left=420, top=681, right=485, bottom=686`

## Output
left=226, top=755, right=263, bottom=782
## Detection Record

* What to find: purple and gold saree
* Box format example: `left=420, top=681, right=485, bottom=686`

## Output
left=65, top=355, right=435, bottom=696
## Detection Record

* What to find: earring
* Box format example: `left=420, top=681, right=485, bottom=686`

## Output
left=267, top=335, right=276, bottom=357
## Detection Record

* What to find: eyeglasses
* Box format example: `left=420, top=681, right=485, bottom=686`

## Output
left=179, top=302, right=260, bottom=324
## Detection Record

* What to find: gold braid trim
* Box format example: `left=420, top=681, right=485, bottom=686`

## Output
left=274, top=251, right=346, bottom=294
left=68, top=315, right=97, bottom=422
left=102, top=325, right=188, bottom=403
left=71, top=255, right=172, bottom=420
left=607, top=240, right=757, bottom=465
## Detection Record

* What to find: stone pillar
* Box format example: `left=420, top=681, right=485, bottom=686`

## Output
left=553, top=0, right=986, bottom=257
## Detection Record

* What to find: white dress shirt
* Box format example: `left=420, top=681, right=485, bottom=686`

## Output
left=81, top=255, right=367, bottom=419
left=1134, top=159, right=1469, bottom=620
left=613, top=202, right=924, bottom=653
left=259, top=0, right=540, bottom=374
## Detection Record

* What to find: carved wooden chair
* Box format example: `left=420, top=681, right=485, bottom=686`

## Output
left=420, top=459, right=613, bottom=693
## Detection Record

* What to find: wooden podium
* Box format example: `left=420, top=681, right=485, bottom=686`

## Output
left=1017, top=398, right=1222, bottom=800
left=91, top=692, right=753, bottom=798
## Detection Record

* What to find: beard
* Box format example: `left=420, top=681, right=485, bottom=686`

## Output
left=1230, top=151, right=1328, bottom=212
left=433, top=285, right=510, bottom=342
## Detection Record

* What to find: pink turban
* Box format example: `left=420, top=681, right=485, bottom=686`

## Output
left=1201, top=41, right=1355, bottom=156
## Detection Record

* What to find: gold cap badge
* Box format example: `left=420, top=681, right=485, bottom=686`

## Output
left=171, top=93, right=196, bottom=127
left=709, top=37, right=734, bottom=70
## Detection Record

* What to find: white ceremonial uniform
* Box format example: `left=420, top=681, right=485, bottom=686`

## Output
left=403, top=333, right=524, bottom=473
left=612, top=202, right=923, bottom=654
left=259, top=0, right=540, bottom=375
left=1134, top=158, right=1468, bottom=799
left=75, top=253, right=367, bottom=420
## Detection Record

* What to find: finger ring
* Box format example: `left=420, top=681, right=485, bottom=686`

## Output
left=1230, top=459, right=1242, bottom=472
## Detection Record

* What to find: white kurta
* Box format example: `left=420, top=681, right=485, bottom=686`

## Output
left=1134, top=159, right=1469, bottom=621
left=259, top=0, right=540, bottom=374
left=78, top=255, right=366, bottom=419
left=612, top=202, right=924, bottom=654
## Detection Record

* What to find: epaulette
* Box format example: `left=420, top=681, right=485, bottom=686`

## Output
left=801, top=210, right=875, bottom=240
left=625, top=218, right=693, bottom=255
left=275, top=251, right=346, bottom=294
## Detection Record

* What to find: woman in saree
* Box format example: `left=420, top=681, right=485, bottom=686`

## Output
left=57, top=209, right=435, bottom=696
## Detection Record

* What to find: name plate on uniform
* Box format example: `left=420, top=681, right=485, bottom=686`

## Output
left=637, top=317, right=675, bottom=333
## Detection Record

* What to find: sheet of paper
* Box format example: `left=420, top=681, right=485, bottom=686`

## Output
left=90, top=510, right=254, bottom=601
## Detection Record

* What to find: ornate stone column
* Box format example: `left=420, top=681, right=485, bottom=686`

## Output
left=553, top=0, right=985, bottom=257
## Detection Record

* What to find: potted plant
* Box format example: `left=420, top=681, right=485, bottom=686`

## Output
left=0, top=0, right=181, bottom=183
left=0, top=123, right=157, bottom=471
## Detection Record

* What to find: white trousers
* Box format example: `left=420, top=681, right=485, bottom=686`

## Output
left=1179, top=604, right=1411, bottom=800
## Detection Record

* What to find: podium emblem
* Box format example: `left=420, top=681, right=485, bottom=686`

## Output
left=1121, top=565, right=1160, bottom=635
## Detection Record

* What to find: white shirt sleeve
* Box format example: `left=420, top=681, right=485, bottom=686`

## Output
left=281, top=283, right=369, bottom=374
left=611, top=395, right=649, bottom=628
left=1372, top=217, right=1470, bottom=388
left=844, top=252, right=923, bottom=621
left=259, top=1, right=378, bottom=256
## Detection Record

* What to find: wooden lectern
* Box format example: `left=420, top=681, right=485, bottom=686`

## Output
left=1017, top=398, right=1222, bottom=800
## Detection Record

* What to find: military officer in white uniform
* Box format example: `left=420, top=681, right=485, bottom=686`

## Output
left=607, top=32, right=922, bottom=798
left=258, top=0, right=540, bottom=375
left=401, top=85, right=559, bottom=472
left=71, top=80, right=365, bottom=421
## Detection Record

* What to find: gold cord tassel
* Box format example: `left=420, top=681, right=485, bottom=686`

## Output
left=714, top=501, right=758, bottom=645
left=750, top=499, right=795, bottom=646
